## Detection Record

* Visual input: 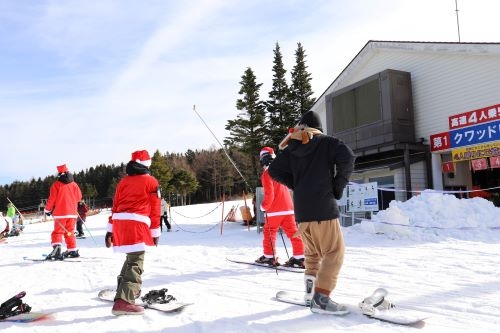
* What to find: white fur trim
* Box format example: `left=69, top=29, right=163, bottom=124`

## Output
left=265, top=210, right=295, bottom=217
left=136, top=159, right=152, bottom=167
left=113, top=243, right=147, bottom=253
left=112, top=212, right=151, bottom=226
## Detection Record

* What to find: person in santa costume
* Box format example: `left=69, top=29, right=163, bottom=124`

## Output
left=44, top=164, right=83, bottom=260
left=105, top=150, right=161, bottom=316
left=256, top=146, right=305, bottom=268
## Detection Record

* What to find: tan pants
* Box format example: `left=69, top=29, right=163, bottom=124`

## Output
left=298, top=219, right=345, bottom=295
left=115, top=251, right=145, bottom=303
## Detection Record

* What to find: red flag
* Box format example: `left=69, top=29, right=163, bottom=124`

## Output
left=471, top=158, right=488, bottom=171
left=441, top=161, right=455, bottom=173
left=489, top=156, right=500, bottom=169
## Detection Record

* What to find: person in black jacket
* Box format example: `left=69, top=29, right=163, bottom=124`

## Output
left=268, top=110, right=355, bottom=315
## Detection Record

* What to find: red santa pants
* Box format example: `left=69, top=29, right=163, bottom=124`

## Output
left=262, top=214, right=304, bottom=257
left=51, top=218, right=77, bottom=250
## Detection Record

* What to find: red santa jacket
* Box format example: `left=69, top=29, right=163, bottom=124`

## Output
left=260, top=167, right=294, bottom=217
left=107, top=169, right=161, bottom=253
left=45, top=176, right=82, bottom=219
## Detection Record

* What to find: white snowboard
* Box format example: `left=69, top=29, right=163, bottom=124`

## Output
left=98, top=289, right=192, bottom=313
left=276, top=290, right=428, bottom=325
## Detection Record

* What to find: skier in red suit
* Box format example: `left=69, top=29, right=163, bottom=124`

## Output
left=105, top=150, right=161, bottom=315
left=44, top=164, right=82, bottom=260
left=255, top=147, right=305, bottom=268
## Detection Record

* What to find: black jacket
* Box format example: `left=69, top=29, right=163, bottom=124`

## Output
left=268, top=134, right=355, bottom=223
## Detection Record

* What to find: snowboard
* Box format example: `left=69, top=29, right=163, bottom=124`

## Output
left=275, top=290, right=428, bottom=325
left=0, top=312, right=53, bottom=323
left=226, top=257, right=305, bottom=273
left=98, top=289, right=192, bottom=313
left=0, top=291, right=53, bottom=323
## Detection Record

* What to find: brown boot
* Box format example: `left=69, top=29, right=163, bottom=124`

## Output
left=111, top=299, right=144, bottom=316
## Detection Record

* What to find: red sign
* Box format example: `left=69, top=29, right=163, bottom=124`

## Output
left=471, top=158, right=488, bottom=171
left=490, top=156, right=500, bottom=168
left=430, top=132, right=451, bottom=152
left=449, top=104, right=500, bottom=130
left=441, top=161, right=455, bottom=173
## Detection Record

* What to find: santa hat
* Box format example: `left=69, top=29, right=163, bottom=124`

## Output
left=131, top=150, right=152, bottom=167
left=57, top=164, right=68, bottom=174
left=259, top=147, right=276, bottom=159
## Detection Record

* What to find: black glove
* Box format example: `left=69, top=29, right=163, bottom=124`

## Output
left=105, top=232, right=113, bottom=248
left=45, top=211, right=52, bottom=217
left=153, top=237, right=159, bottom=246
left=332, top=176, right=348, bottom=200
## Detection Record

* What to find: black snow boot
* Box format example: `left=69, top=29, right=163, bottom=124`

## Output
left=45, top=245, right=63, bottom=261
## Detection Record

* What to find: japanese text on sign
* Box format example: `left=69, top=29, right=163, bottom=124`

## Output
left=452, top=142, right=500, bottom=162
left=346, top=182, right=379, bottom=212
left=430, top=132, right=451, bottom=152
left=449, top=104, right=500, bottom=130
left=450, top=120, right=500, bottom=148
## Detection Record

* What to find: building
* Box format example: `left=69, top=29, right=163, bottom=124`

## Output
left=311, top=40, right=500, bottom=209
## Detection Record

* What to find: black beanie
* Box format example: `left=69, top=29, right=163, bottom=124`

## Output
left=298, top=111, right=323, bottom=131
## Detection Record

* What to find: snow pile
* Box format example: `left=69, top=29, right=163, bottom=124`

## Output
left=351, top=190, right=500, bottom=240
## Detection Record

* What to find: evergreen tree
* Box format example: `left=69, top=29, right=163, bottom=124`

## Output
left=265, top=42, right=295, bottom=148
left=171, top=169, right=198, bottom=206
left=224, top=67, right=266, bottom=189
left=290, top=42, right=316, bottom=118
left=150, top=150, right=174, bottom=197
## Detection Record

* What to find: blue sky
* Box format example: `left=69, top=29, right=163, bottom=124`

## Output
left=1, top=0, right=500, bottom=185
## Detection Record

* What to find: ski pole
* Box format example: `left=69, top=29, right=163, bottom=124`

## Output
left=77, top=212, right=98, bottom=246
left=278, top=228, right=289, bottom=260
left=265, top=213, right=278, bottom=275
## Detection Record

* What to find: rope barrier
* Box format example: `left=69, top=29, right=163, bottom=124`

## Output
left=374, top=185, right=500, bottom=194
left=340, top=213, right=500, bottom=231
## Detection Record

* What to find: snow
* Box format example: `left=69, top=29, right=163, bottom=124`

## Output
left=1, top=192, right=499, bottom=333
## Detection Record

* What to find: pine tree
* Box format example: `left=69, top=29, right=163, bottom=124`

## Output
left=265, top=42, right=295, bottom=148
left=150, top=150, right=174, bottom=197
left=290, top=42, right=316, bottom=118
left=224, top=67, right=266, bottom=188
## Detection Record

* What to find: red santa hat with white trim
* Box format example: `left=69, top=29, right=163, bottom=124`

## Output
left=259, top=147, right=276, bottom=159
left=131, top=150, right=152, bottom=167
left=57, top=164, right=68, bottom=174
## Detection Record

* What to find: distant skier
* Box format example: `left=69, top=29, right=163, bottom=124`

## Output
left=6, top=203, right=15, bottom=220
left=160, top=198, right=171, bottom=232
left=44, top=164, right=83, bottom=260
left=105, top=150, right=161, bottom=316
left=76, top=200, right=89, bottom=238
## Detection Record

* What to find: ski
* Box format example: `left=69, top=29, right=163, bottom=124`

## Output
left=275, top=290, right=428, bottom=326
left=24, top=258, right=83, bottom=263
left=22, top=256, right=99, bottom=263
left=98, top=289, right=192, bottom=313
left=226, top=257, right=305, bottom=273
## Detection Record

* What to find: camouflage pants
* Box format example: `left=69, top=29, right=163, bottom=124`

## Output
left=115, top=251, right=145, bottom=303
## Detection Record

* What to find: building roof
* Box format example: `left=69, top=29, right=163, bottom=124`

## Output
left=314, top=40, right=500, bottom=105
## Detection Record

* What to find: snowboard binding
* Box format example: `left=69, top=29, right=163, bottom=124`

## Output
left=0, top=291, right=32, bottom=319
left=359, top=288, right=394, bottom=316
left=141, top=288, right=176, bottom=305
